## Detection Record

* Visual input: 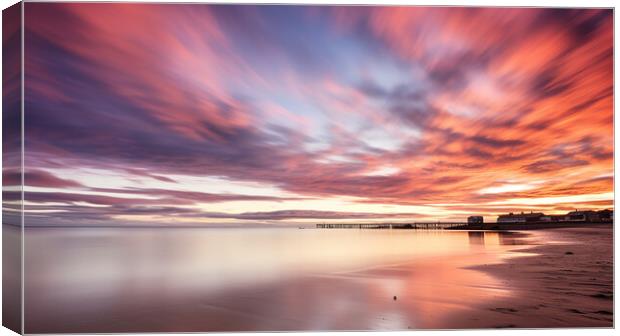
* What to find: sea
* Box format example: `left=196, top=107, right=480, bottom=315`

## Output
left=16, top=226, right=534, bottom=332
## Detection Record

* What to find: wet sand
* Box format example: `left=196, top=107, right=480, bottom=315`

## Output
left=453, top=225, right=614, bottom=328
left=26, top=252, right=515, bottom=333
left=23, top=227, right=612, bottom=332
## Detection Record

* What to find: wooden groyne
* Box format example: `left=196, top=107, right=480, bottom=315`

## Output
left=316, top=222, right=467, bottom=230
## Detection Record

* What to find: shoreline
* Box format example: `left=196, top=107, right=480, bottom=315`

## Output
left=21, top=226, right=612, bottom=332
left=447, top=225, right=613, bottom=328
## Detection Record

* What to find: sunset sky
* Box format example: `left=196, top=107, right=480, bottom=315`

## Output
left=6, top=4, right=613, bottom=226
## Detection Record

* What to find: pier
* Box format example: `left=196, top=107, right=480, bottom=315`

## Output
left=316, top=222, right=467, bottom=230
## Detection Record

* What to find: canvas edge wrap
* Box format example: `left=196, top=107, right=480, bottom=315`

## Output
left=2, top=1, right=24, bottom=334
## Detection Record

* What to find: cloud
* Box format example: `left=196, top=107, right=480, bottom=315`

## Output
left=469, top=136, right=525, bottom=149
left=4, top=169, right=84, bottom=188
left=90, top=187, right=308, bottom=204
left=17, top=189, right=306, bottom=207
left=199, top=210, right=422, bottom=221
left=19, top=5, right=613, bottom=225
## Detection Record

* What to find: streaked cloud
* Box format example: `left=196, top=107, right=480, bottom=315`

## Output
left=12, top=5, right=612, bottom=225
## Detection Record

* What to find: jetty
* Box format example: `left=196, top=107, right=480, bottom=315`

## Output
left=316, top=222, right=466, bottom=230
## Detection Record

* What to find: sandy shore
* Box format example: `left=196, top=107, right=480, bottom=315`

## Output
left=23, top=227, right=612, bottom=332
left=449, top=225, right=613, bottom=328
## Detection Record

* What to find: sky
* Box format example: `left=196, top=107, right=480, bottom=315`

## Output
left=4, top=4, right=614, bottom=226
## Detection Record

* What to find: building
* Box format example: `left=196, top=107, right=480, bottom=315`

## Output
left=566, top=210, right=600, bottom=222
left=549, top=214, right=568, bottom=222
left=497, top=211, right=545, bottom=223
left=467, top=216, right=484, bottom=224
left=539, top=214, right=569, bottom=222
left=597, top=209, right=613, bottom=222
left=492, top=209, right=613, bottom=225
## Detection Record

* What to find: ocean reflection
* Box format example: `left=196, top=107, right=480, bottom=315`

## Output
left=24, top=227, right=528, bottom=333
left=468, top=231, right=485, bottom=245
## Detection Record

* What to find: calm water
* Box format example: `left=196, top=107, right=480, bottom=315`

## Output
left=22, top=227, right=532, bottom=332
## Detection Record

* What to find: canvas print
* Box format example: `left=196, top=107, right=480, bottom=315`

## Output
left=2, top=2, right=614, bottom=334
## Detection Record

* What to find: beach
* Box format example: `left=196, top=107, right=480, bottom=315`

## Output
left=22, top=226, right=613, bottom=332
left=457, top=225, right=614, bottom=328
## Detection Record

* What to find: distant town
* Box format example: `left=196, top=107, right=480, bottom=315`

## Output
left=469, top=209, right=614, bottom=224
left=460, top=209, right=613, bottom=230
